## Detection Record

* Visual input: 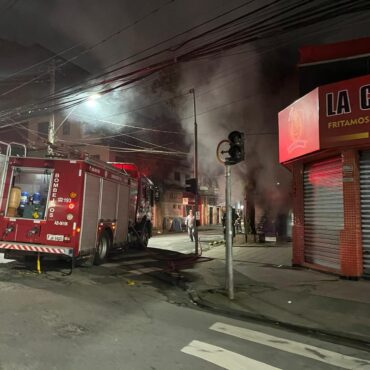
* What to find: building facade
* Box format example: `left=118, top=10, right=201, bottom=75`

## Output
left=280, top=39, right=370, bottom=278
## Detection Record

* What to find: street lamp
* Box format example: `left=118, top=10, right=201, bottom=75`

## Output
left=49, top=93, right=102, bottom=156
left=86, top=93, right=101, bottom=108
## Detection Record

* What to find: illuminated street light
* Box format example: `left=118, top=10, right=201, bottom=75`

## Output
left=86, top=93, right=101, bottom=107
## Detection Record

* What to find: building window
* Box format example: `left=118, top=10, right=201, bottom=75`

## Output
left=38, top=122, right=49, bottom=137
left=62, top=121, right=71, bottom=136
left=90, top=154, right=100, bottom=160
left=174, top=172, right=181, bottom=181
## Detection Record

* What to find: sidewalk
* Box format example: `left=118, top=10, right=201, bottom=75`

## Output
left=187, top=238, right=370, bottom=346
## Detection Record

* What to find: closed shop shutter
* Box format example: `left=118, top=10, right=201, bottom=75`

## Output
left=359, top=151, right=370, bottom=276
left=304, top=157, right=343, bottom=270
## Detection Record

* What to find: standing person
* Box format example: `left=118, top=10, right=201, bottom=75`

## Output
left=185, top=209, right=195, bottom=242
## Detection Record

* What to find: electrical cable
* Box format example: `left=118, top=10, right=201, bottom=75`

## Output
left=0, top=0, right=256, bottom=104
left=0, top=0, right=177, bottom=93
left=0, top=0, right=368, bottom=127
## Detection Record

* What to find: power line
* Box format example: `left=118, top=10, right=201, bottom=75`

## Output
left=0, top=0, right=177, bottom=92
left=0, top=0, right=368, bottom=125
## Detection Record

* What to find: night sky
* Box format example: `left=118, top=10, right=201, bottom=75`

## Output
left=1, top=0, right=370, bottom=202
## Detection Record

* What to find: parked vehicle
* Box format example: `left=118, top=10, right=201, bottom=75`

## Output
left=0, top=142, right=155, bottom=266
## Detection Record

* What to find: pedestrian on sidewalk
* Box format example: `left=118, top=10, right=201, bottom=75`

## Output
left=185, top=209, right=195, bottom=242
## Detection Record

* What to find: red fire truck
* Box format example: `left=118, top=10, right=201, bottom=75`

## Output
left=0, top=143, right=154, bottom=266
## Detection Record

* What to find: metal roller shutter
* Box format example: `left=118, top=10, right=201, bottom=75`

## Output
left=304, top=157, right=343, bottom=270
left=360, top=151, right=370, bottom=276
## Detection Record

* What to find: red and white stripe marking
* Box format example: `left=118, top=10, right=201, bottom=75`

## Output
left=0, top=243, right=71, bottom=255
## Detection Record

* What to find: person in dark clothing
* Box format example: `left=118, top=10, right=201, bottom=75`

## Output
left=222, top=208, right=238, bottom=238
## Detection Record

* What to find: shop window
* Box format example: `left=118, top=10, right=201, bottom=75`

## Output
left=6, top=167, right=52, bottom=220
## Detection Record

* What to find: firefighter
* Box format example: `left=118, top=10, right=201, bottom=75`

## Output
left=185, top=209, right=195, bottom=242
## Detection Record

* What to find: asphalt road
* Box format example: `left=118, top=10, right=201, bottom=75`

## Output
left=0, top=239, right=369, bottom=369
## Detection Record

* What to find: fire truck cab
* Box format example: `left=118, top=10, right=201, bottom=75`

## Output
left=0, top=143, right=154, bottom=265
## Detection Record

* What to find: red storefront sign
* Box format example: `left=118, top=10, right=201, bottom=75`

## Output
left=278, top=88, right=320, bottom=163
left=319, top=74, right=370, bottom=148
left=279, top=74, right=370, bottom=163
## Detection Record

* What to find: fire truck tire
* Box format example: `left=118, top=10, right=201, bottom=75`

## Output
left=94, top=230, right=111, bottom=265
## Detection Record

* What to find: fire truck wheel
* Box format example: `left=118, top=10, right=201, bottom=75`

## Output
left=94, top=230, right=111, bottom=265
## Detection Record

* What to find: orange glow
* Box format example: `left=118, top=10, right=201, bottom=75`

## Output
left=76, top=227, right=81, bottom=233
left=68, top=203, right=75, bottom=210
left=69, top=192, right=77, bottom=199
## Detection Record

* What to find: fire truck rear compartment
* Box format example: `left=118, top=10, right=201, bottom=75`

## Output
left=5, top=167, right=51, bottom=220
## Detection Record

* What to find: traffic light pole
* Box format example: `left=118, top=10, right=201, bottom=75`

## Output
left=190, top=88, right=199, bottom=256
left=217, top=131, right=244, bottom=300
left=225, top=164, right=234, bottom=300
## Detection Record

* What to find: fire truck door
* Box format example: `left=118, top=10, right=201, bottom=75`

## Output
left=79, top=173, right=101, bottom=254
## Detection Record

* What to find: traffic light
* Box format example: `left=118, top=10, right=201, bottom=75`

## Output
left=227, top=131, right=245, bottom=165
left=185, top=178, right=197, bottom=194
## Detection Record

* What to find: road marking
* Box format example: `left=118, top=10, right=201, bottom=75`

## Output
left=181, top=340, right=281, bottom=370
left=211, top=322, right=370, bottom=369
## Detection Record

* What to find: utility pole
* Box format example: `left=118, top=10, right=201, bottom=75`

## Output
left=189, top=88, right=199, bottom=256
left=225, top=164, right=234, bottom=299
left=47, top=59, right=56, bottom=157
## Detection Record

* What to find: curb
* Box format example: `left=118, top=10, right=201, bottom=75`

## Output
left=187, top=286, right=370, bottom=352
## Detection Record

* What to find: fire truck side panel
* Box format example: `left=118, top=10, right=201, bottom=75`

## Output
left=79, top=173, right=100, bottom=255
left=114, top=184, right=130, bottom=243
left=100, top=179, right=118, bottom=220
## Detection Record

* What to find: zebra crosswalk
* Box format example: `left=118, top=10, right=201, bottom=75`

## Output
left=181, top=322, right=370, bottom=369
left=182, top=340, right=281, bottom=370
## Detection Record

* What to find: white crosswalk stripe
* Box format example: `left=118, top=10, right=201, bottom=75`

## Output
left=181, top=340, right=281, bottom=370
left=181, top=322, right=370, bottom=369
left=210, top=322, right=370, bottom=369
